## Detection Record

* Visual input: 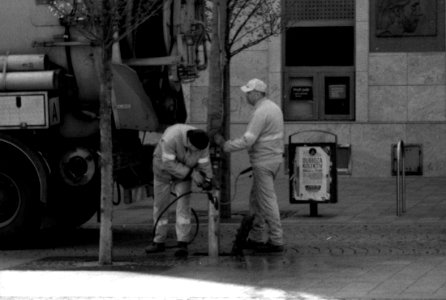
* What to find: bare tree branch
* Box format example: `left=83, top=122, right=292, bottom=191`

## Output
left=228, top=0, right=263, bottom=48
left=230, top=14, right=279, bottom=48
left=230, top=33, right=272, bottom=58
left=228, top=0, right=251, bottom=30
left=49, top=0, right=163, bottom=49
left=227, top=0, right=237, bottom=12
left=226, top=0, right=282, bottom=58
left=105, top=1, right=163, bottom=49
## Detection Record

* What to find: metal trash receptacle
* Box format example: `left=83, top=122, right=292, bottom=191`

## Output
left=288, top=130, right=338, bottom=216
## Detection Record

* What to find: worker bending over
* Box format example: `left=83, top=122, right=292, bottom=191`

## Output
left=146, top=124, right=213, bottom=257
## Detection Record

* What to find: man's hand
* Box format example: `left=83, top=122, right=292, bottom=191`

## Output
left=214, top=133, right=226, bottom=147
left=191, top=170, right=203, bottom=185
left=191, top=170, right=213, bottom=191
left=199, top=177, right=213, bottom=191
left=184, top=167, right=193, bottom=180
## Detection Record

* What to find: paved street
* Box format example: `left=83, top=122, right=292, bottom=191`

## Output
left=1, top=176, right=446, bottom=299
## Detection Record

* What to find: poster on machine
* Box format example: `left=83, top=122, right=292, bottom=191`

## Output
left=292, top=146, right=331, bottom=202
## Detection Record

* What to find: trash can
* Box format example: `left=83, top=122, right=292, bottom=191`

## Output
left=288, top=130, right=338, bottom=216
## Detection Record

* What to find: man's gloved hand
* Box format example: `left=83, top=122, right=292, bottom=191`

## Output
left=191, top=169, right=203, bottom=185
left=192, top=170, right=213, bottom=191
left=214, top=133, right=226, bottom=147
left=199, top=177, right=213, bottom=191
left=184, top=167, right=194, bottom=180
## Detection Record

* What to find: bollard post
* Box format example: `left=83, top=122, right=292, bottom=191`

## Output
left=208, top=190, right=220, bottom=260
left=402, top=142, right=406, bottom=213
left=396, top=141, right=401, bottom=216
left=396, top=140, right=406, bottom=216
left=208, top=146, right=220, bottom=261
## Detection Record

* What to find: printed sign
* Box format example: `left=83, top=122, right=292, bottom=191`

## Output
left=328, top=84, right=346, bottom=99
left=292, top=146, right=331, bottom=201
left=290, top=86, right=313, bottom=101
left=49, top=97, right=60, bottom=125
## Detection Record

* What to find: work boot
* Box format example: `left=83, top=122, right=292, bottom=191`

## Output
left=145, top=242, right=165, bottom=254
left=174, top=241, right=188, bottom=258
left=256, top=242, right=285, bottom=253
left=244, top=239, right=265, bottom=250
left=231, top=215, right=255, bottom=256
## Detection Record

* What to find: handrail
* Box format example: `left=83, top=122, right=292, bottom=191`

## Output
left=396, top=140, right=406, bottom=216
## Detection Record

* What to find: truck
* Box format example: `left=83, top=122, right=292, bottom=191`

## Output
left=0, top=0, right=207, bottom=243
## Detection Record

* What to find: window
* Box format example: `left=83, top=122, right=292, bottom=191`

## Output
left=283, top=25, right=355, bottom=121
left=323, top=76, right=352, bottom=116
left=284, top=71, right=354, bottom=121
left=285, top=27, right=354, bottom=67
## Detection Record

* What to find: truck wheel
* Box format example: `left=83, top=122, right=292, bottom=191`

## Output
left=0, top=173, right=37, bottom=242
left=48, top=146, right=100, bottom=228
left=0, top=135, right=46, bottom=244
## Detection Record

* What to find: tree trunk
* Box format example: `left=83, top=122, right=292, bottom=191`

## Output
left=207, top=0, right=225, bottom=137
left=207, top=0, right=231, bottom=219
left=98, top=46, right=114, bottom=265
left=220, top=58, right=231, bottom=218
left=98, top=0, right=114, bottom=264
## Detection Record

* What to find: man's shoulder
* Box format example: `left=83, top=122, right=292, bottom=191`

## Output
left=164, top=124, right=195, bottom=137
left=258, top=99, right=282, bottom=113
left=167, top=123, right=196, bottom=131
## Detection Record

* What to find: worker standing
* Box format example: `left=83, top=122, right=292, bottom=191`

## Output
left=215, top=78, right=285, bottom=253
left=145, top=124, right=213, bottom=257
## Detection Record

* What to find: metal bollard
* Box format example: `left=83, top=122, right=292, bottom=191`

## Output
left=396, top=140, right=406, bottom=216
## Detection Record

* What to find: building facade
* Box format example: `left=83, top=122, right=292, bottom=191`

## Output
left=187, top=0, right=446, bottom=178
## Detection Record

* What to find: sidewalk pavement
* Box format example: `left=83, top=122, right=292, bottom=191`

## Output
left=113, top=175, right=446, bottom=225
left=1, top=176, right=446, bottom=299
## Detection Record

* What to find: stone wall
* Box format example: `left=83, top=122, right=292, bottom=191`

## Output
left=187, top=0, right=446, bottom=178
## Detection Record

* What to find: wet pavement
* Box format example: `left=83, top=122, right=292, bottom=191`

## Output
left=1, top=176, right=446, bottom=299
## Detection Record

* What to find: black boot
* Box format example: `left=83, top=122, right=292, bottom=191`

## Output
left=231, top=215, right=255, bottom=256
left=244, top=239, right=265, bottom=250
left=256, top=242, right=285, bottom=253
left=145, top=242, right=165, bottom=254
left=175, top=241, right=188, bottom=258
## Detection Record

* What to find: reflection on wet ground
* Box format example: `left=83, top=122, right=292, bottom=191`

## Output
left=3, top=177, right=446, bottom=298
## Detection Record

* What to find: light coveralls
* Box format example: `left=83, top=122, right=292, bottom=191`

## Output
left=223, top=98, right=284, bottom=246
left=152, top=124, right=212, bottom=243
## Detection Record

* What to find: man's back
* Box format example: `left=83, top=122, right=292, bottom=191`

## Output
left=248, top=99, right=284, bottom=165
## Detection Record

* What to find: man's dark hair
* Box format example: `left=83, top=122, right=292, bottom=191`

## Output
left=187, top=129, right=209, bottom=150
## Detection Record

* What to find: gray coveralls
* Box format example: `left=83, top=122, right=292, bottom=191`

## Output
left=223, top=98, right=284, bottom=246
left=152, top=124, right=212, bottom=243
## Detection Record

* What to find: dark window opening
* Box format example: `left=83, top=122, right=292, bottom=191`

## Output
left=285, top=26, right=354, bottom=66
left=324, top=76, right=350, bottom=115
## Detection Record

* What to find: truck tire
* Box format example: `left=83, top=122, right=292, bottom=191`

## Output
left=0, top=173, right=34, bottom=240
left=0, top=134, right=46, bottom=245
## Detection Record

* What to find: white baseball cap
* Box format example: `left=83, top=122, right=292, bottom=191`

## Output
left=240, top=78, right=267, bottom=93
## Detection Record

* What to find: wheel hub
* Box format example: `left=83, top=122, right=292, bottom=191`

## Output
left=59, top=147, right=96, bottom=186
